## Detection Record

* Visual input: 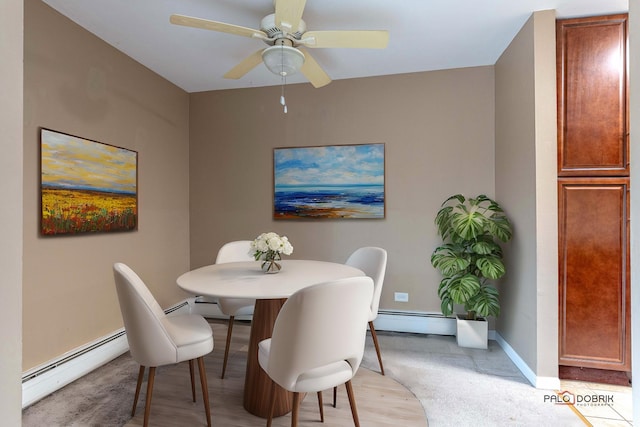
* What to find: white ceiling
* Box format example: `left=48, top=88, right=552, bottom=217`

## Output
left=42, top=0, right=628, bottom=93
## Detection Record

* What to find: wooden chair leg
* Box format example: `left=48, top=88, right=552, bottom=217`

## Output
left=333, top=386, right=337, bottom=408
left=143, top=366, right=156, bottom=427
left=266, top=380, right=276, bottom=427
left=317, top=391, right=324, bottom=422
left=369, top=321, right=385, bottom=375
left=197, top=356, right=212, bottom=427
left=221, top=315, right=235, bottom=379
left=132, top=365, right=145, bottom=416
left=345, top=380, right=360, bottom=427
left=189, top=359, right=196, bottom=402
left=291, top=392, right=300, bottom=427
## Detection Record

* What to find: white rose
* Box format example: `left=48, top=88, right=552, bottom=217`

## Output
left=256, top=239, right=269, bottom=252
left=268, top=237, right=281, bottom=251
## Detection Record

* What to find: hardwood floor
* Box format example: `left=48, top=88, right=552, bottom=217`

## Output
left=122, top=319, right=428, bottom=426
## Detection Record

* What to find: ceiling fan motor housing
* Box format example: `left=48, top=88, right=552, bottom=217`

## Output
left=260, top=13, right=306, bottom=44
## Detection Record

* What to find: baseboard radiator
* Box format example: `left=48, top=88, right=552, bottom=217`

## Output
left=190, top=300, right=460, bottom=334
left=21, top=301, right=190, bottom=409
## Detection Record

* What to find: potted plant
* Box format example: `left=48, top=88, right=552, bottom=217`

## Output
left=430, top=194, right=513, bottom=348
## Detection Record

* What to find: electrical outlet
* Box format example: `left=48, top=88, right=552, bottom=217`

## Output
left=394, top=292, right=409, bottom=302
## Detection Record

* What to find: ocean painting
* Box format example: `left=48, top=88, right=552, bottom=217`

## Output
left=274, top=144, right=385, bottom=219
left=40, top=128, right=138, bottom=235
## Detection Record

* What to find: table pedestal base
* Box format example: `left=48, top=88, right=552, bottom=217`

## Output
left=243, top=298, right=293, bottom=418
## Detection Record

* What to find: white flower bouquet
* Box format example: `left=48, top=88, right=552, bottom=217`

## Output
left=249, top=232, right=293, bottom=273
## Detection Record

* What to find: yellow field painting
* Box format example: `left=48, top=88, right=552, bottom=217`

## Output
left=40, top=128, right=137, bottom=235
left=41, top=188, right=137, bottom=235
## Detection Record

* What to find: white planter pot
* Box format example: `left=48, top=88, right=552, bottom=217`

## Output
left=455, top=315, right=488, bottom=349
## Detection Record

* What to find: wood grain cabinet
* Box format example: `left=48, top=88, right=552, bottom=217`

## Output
left=557, top=14, right=629, bottom=176
left=558, top=178, right=630, bottom=372
left=556, top=14, right=630, bottom=379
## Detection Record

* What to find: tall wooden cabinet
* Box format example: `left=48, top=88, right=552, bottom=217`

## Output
left=556, top=14, right=630, bottom=380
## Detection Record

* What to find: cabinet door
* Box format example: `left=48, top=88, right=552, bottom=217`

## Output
left=557, top=15, right=628, bottom=176
left=558, top=178, right=630, bottom=371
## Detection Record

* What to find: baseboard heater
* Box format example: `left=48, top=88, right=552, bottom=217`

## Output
left=191, top=297, right=252, bottom=321
left=191, top=301, right=461, bottom=336
left=21, top=301, right=190, bottom=409
left=22, top=330, right=127, bottom=385
left=374, top=309, right=458, bottom=336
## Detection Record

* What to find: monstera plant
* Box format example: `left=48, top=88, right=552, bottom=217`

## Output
left=430, top=194, right=513, bottom=321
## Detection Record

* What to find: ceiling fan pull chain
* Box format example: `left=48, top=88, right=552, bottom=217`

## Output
left=280, top=43, right=288, bottom=113
left=280, top=74, right=288, bottom=113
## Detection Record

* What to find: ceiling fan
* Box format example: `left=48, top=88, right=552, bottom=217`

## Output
left=170, top=0, right=389, bottom=88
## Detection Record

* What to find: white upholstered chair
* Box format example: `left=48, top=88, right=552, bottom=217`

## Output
left=215, top=240, right=256, bottom=379
left=331, top=247, right=387, bottom=407
left=113, top=263, right=214, bottom=427
left=346, top=247, right=388, bottom=375
left=258, top=276, right=374, bottom=427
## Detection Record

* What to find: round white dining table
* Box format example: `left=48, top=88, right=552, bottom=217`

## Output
left=177, top=259, right=365, bottom=418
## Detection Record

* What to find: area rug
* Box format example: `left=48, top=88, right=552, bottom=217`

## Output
left=22, top=321, right=427, bottom=426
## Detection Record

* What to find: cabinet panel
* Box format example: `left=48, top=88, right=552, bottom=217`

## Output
left=558, top=178, right=630, bottom=371
left=557, top=15, right=628, bottom=176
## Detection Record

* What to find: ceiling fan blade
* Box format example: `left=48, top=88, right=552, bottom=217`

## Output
left=170, top=14, right=267, bottom=40
left=223, top=49, right=266, bottom=79
left=274, top=0, right=307, bottom=33
left=300, top=30, right=389, bottom=49
left=298, top=48, right=331, bottom=88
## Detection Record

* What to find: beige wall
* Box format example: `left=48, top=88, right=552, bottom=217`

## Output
left=20, top=0, right=619, bottom=393
left=529, top=9, right=560, bottom=380
left=22, top=0, right=497, bottom=375
left=0, top=0, right=24, bottom=422
left=22, top=1, right=191, bottom=370
left=189, top=67, right=496, bottom=313
left=495, top=11, right=558, bottom=378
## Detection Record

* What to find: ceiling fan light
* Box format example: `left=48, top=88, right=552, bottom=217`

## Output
left=262, top=45, right=305, bottom=77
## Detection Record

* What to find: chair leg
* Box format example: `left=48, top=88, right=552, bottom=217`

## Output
left=189, top=359, right=196, bottom=402
left=143, top=366, right=156, bottom=427
left=132, top=365, right=145, bottom=416
left=221, top=315, right=235, bottom=379
left=266, top=380, right=276, bottom=427
left=333, top=386, right=337, bottom=408
left=291, top=392, right=300, bottom=427
left=345, top=380, right=360, bottom=427
left=369, top=321, right=385, bottom=375
left=197, top=356, right=212, bottom=427
left=317, top=391, right=324, bottom=422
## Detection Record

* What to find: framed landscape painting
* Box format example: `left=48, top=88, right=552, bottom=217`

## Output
left=40, top=128, right=138, bottom=235
left=274, top=143, right=385, bottom=219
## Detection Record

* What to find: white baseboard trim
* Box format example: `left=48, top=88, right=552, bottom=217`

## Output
left=494, top=332, right=561, bottom=390
left=21, top=301, right=191, bottom=409
left=375, top=310, right=561, bottom=390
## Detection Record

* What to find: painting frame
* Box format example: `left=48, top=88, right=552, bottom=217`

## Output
left=39, top=128, right=138, bottom=236
left=273, top=143, right=385, bottom=220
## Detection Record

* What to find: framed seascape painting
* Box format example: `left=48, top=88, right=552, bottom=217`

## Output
left=273, top=143, right=385, bottom=219
left=40, top=128, right=138, bottom=235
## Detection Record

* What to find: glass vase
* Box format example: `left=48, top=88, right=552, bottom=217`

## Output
left=261, top=259, right=281, bottom=274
